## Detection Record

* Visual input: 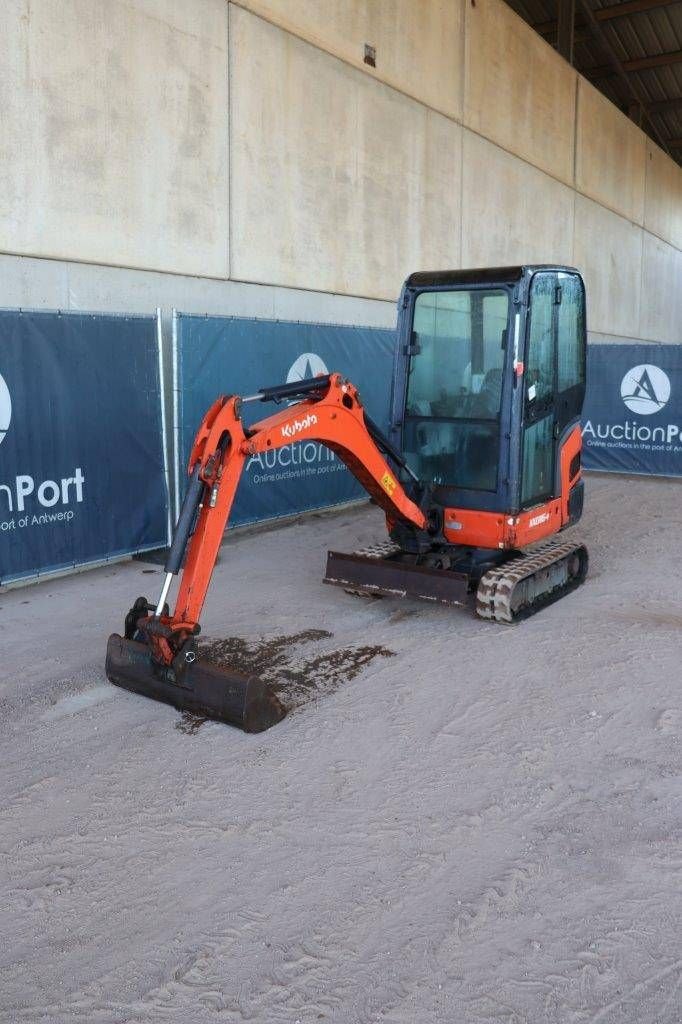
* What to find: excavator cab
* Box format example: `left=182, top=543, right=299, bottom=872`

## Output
left=107, top=265, right=589, bottom=732
left=390, top=266, right=587, bottom=547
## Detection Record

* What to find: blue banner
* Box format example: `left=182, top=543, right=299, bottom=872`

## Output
left=176, top=315, right=396, bottom=525
left=582, top=344, right=682, bottom=476
left=0, top=311, right=169, bottom=584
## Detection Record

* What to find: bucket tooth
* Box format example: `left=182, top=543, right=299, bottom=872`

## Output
left=105, top=633, right=286, bottom=733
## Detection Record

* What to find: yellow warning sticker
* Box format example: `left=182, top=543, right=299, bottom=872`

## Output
left=381, top=472, right=396, bottom=496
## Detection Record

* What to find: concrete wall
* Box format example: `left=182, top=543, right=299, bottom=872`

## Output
left=645, top=141, right=682, bottom=252
left=0, top=0, right=680, bottom=346
left=460, top=132, right=574, bottom=269
left=464, top=0, right=576, bottom=186
left=576, top=79, right=647, bottom=225
left=235, top=0, right=464, bottom=121
left=573, top=197, right=643, bottom=339
left=0, top=253, right=395, bottom=329
left=229, top=6, right=461, bottom=300
left=0, top=0, right=230, bottom=278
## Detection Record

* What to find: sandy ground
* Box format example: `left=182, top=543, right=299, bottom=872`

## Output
left=1, top=473, right=680, bottom=1024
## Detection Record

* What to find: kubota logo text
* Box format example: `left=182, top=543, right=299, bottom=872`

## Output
left=281, top=413, right=318, bottom=439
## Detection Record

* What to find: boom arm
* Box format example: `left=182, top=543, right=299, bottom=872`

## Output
left=140, top=373, right=427, bottom=666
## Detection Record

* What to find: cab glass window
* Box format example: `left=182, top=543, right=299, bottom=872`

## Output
left=557, top=273, right=585, bottom=392
left=406, top=289, right=509, bottom=420
left=403, top=288, right=510, bottom=491
left=525, top=274, right=555, bottom=405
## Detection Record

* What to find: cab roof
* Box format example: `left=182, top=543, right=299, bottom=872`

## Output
left=405, top=265, right=580, bottom=289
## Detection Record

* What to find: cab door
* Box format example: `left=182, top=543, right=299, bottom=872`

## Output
left=521, top=272, right=557, bottom=508
left=521, top=270, right=586, bottom=510
left=555, top=271, right=586, bottom=439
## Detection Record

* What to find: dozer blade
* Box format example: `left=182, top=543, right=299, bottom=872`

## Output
left=324, top=545, right=470, bottom=607
left=105, top=633, right=286, bottom=733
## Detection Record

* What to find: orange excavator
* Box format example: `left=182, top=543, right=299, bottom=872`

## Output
left=106, top=265, right=588, bottom=732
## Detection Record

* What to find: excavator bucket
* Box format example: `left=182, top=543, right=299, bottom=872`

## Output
left=105, top=452, right=288, bottom=733
left=105, top=633, right=286, bottom=733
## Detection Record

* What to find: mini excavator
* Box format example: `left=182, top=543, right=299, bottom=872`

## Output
left=107, top=265, right=588, bottom=732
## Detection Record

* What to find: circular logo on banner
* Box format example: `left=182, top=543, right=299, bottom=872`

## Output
left=0, top=373, right=11, bottom=445
left=286, top=352, right=329, bottom=384
left=620, top=364, right=670, bottom=415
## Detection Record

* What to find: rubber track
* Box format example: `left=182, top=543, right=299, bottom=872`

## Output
left=475, top=539, right=588, bottom=624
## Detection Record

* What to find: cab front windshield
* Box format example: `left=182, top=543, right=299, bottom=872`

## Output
left=403, top=288, right=510, bottom=491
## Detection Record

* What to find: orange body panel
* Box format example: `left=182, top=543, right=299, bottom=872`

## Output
left=441, top=423, right=582, bottom=549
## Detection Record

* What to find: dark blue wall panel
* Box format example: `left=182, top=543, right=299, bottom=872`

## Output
left=176, top=315, right=396, bottom=525
left=0, top=311, right=168, bottom=583
left=583, top=344, right=682, bottom=476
